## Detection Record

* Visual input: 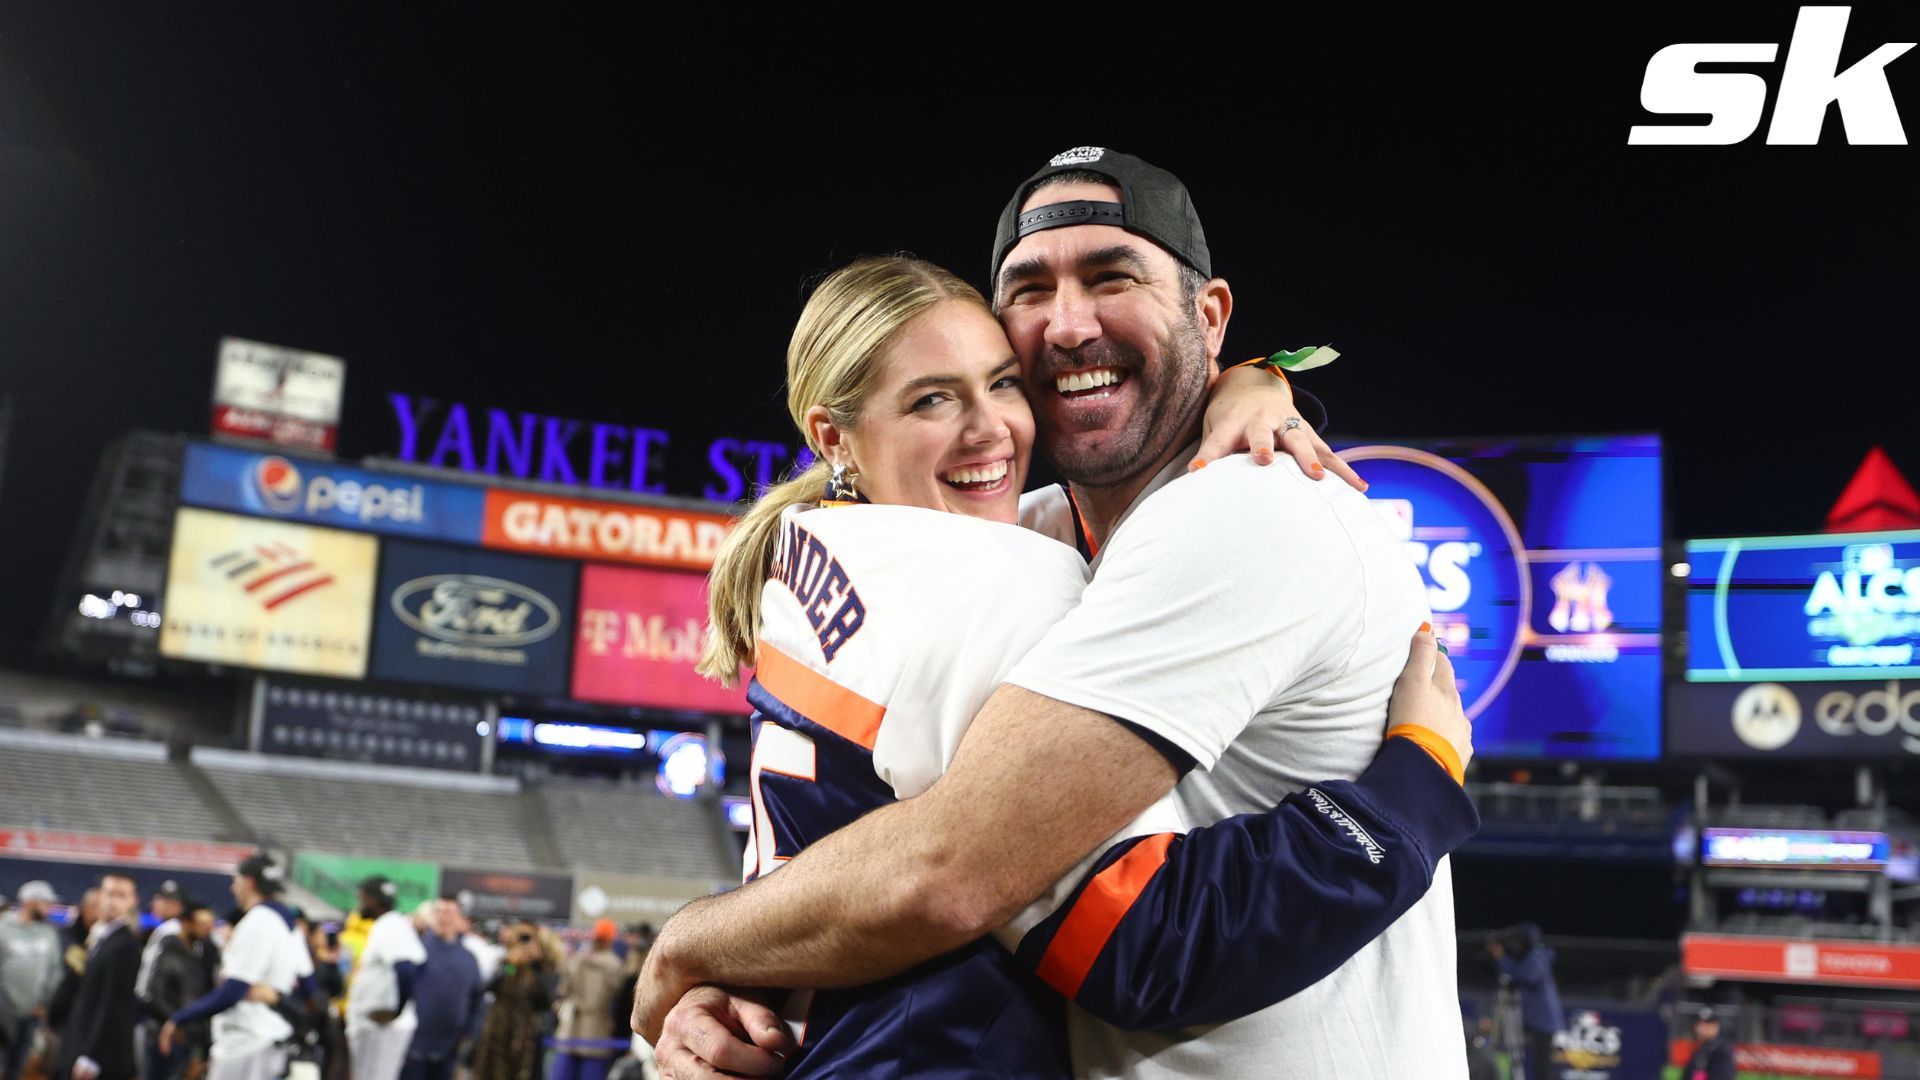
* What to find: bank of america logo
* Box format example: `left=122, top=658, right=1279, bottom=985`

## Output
left=210, top=542, right=335, bottom=611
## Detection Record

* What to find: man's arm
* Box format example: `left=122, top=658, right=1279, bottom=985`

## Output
left=637, top=684, right=1178, bottom=1039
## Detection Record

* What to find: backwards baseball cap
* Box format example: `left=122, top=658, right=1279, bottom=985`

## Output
left=358, top=875, right=398, bottom=900
left=991, top=146, right=1212, bottom=288
left=17, top=881, right=58, bottom=905
left=237, top=852, right=285, bottom=894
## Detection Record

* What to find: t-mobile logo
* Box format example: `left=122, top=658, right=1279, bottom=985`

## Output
left=1629, top=6, right=1914, bottom=145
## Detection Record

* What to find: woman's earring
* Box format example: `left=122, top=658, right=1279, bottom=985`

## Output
left=826, top=460, right=859, bottom=502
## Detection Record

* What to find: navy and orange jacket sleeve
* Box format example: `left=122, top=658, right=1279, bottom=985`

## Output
left=1010, top=736, right=1478, bottom=1031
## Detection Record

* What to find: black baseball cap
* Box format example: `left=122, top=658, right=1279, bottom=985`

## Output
left=991, top=146, right=1213, bottom=288
left=155, top=880, right=185, bottom=901
left=237, top=853, right=285, bottom=895
left=358, top=875, right=397, bottom=900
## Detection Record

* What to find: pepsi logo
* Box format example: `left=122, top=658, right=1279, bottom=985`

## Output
left=253, top=456, right=303, bottom=513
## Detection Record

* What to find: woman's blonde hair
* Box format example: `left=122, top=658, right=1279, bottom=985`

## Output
left=697, top=255, right=990, bottom=686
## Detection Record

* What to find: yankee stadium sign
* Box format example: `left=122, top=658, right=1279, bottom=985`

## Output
left=386, top=393, right=811, bottom=502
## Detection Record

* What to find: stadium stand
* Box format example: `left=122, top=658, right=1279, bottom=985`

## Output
left=0, top=729, right=229, bottom=843
left=193, top=748, right=540, bottom=870
left=540, top=776, right=734, bottom=880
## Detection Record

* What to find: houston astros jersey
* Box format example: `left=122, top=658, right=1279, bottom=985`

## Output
left=745, top=499, right=1477, bottom=1077
left=211, top=901, right=314, bottom=1061
left=1008, top=449, right=1467, bottom=1079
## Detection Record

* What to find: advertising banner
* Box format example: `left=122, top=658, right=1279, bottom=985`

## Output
left=1683, top=933, right=1920, bottom=991
left=1669, top=1039, right=1882, bottom=1078
left=160, top=507, right=379, bottom=679
left=570, top=870, right=722, bottom=927
left=180, top=442, right=487, bottom=544
left=1687, top=529, right=1920, bottom=683
left=371, top=540, right=576, bottom=696
left=570, top=564, right=751, bottom=715
left=291, top=851, right=441, bottom=916
left=211, top=337, right=345, bottom=451
left=1541, top=1005, right=1669, bottom=1080
left=1335, top=435, right=1664, bottom=760
left=481, top=490, right=733, bottom=571
left=441, top=867, right=574, bottom=921
left=256, top=679, right=489, bottom=771
left=1667, top=678, right=1920, bottom=759
left=0, top=829, right=257, bottom=872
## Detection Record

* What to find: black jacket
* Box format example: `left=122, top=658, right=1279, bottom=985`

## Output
left=53, top=924, right=142, bottom=1080
left=1685, top=1035, right=1736, bottom=1080
left=141, top=936, right=214, bottom=1050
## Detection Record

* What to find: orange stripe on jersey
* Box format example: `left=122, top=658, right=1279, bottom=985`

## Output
left=1033, top=832, right=1176, bottom=1000
left=754, top=641, right=886, bottom=751
left=1386, top=725, right=1465, bottom=785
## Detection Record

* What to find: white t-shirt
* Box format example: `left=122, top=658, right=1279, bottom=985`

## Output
left=211, top=903, right=314, bottom=1062
left=346, top=910, right=427, bottom=1030
left=1007, top=449, right=1464, bottom=1080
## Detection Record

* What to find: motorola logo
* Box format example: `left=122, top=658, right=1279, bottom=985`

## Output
left=1731, top=683, right=1803, bottom=750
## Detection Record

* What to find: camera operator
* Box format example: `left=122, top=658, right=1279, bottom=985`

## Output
left=1488, top=924, right=1564, bottom=1080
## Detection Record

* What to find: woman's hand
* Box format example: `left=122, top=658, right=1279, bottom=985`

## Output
left=1388, top=626, right=1472, bottom=774
left=1194, top=364, right=1365, bottom=490
left=246, top=983, right=281, bottom=1006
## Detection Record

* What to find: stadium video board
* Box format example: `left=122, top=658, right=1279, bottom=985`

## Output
left=160, top=507, right=378, bottom=678
left=1686, top=528, right=1920, bottom=683
left=570, top=564, right=751, bottom=715
left=1700, top=827, right=1891, bottom=871
left=371, top=540, right=578, bottom=696
left=1336, top=435, right=1663, bottom=760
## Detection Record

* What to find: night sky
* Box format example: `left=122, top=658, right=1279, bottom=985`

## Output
left=3, top=4, right=1917, bottom=670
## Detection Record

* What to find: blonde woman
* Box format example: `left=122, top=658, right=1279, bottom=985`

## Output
left=655, top=256, right=1475, bottom=1077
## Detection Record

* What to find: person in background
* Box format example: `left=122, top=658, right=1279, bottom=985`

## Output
left=1, top=882, right=65, bottom=1080
left=300, top=923, right=347, bottom=1080
left=472, top=924, right=551, bottom=1080
left=1683, top=1007, right=1735, bottom=1080
left=161, top=854, right=311, bottom=1080
left=552, top=921, right=622, bottom=1080
left=344, top=878, right=426, bottom=1080
left=458, top=913, right=499, bottom=987
left=610, top=925, right=652, bottom=1080
left=52, top=873, right=142, bottom=1080
left=1464, top=1015, right=1500, bottom=1080
left=401, top=899, right=482, bottom=1080
left=135, top=884, right=187, bottom=1002
left=1489, top=924, right=1564, bottom=1080
left=140, top=905, right=216, bottom=1080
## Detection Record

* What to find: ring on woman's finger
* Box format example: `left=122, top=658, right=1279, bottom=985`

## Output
left=1282, top=416, right=1303, bottom=433
left=1436, top=641, right=1450, bottom=656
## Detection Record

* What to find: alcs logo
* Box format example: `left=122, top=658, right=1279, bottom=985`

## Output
left=1630, top=6, right=1915, bottom=145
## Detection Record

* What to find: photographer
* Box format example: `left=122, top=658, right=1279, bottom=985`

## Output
left=1488, top=924, right=1564, bottom=1080
left=472, top=925, right=552, bottom=1080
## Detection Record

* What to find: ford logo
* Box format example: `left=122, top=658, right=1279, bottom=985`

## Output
left=392, top=575, right=559, bottom=647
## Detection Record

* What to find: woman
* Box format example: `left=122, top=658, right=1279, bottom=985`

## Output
left=680, top=256, right=1472, bottom=1076
left=472, top=924, right=553, bottom=1080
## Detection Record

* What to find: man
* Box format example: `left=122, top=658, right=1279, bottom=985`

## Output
left=53, top=873, right=142, bottom=1080
left=1490, top=924, right=1563, bottom=1080
left=553, top=921, right=624, bottom=1080
left=161, top=853, right=313, bottom=1080
left=343, top=878, right=426, bottom=1080
left=140, top=905, right=216, bottom=1080
left=135, top=883, right=187, bottom=1002
left=0, top=882, right=65, bottom=1080
left=1682, top=1007, right=1734, bottom=1080
left=400, top=899, right=481, bottom=1080
left=637, top=148, right=1468, bottom=1077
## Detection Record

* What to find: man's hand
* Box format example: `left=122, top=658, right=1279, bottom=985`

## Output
left=632, top=931, right=698, bottom=1045
left=1195, top=363, right=1365, bottom=490
left=72, top=1056, right=101, bottom=1080
left=370, top=1009, right=399, bottom=1026
left=648, top=985, right=792, bottom=1080
left=245, top=984, right=280, bottom=1006
left=158, top=1022, right=179, bottom=1057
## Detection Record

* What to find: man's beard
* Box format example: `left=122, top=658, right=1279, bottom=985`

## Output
left=1036, top=311, right=1211, bottom=489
